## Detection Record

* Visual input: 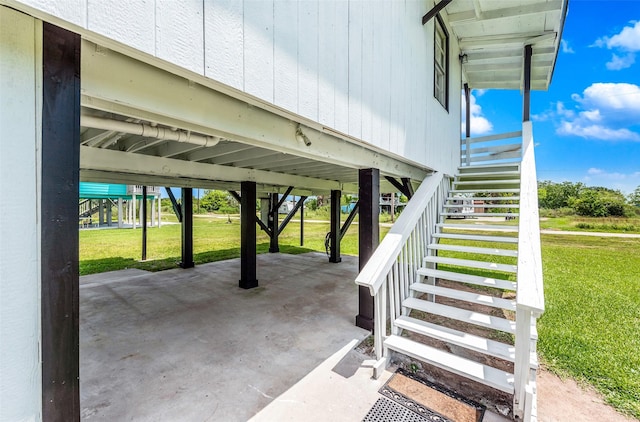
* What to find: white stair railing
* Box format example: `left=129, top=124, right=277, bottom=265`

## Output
left=461, top=130, right=523, bottom=167
left=355, top=172, right=450, bottom=377
left=513, top=121, right=544, bottom=419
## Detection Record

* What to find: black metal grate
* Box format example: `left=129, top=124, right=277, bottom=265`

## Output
left=362, top=398, right=445, bottom=422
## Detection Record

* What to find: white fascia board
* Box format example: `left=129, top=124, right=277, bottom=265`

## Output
left=80, top=146, right=360, bottom=194
left=80, top=41, right=428, bottom=181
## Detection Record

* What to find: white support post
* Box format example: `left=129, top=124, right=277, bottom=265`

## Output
left=514, top=307, right=533, bottom=418
left=157, top=194, right=161, bottom=228
left=151, top=197, right=156, bottom=226
left=132, top=194, right=137, bottom=229
left=118, top=197, right=123, bottom=228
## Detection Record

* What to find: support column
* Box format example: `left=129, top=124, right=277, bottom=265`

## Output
left=329, top=190, right=342, bottom=263
left=150, top=197, right=156, bottom=226
left=240, top=181, right=258, bottom=289
left=180, top=187, right=194, bottom=268
left=118, top=198, right=123, bottom=228
left=107, top=200, right=112, bottom=226
left=356, top=168, right=379, bottom=331
left=523, top=45, right=532, bottom=122
left=131, top=194, right=136, bottom=229
left=158, top=194, right=162, bottom=228
left=40, top=22, right=81, bottom=421
left=268, top=192, right=279, bottom=253
left=98, top=199, right=104, bottom=225
left=142, top=186, right=147, bottom=261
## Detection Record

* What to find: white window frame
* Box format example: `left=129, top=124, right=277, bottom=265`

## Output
left=434, top=15, right=449, bottom=110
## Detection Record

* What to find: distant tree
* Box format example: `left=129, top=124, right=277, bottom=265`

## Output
left=629, top=186, right=640, bottom=208
left=200, top=190, right=238, bottom=213
left=572, top=188, right=627, bottom=217
left=538, top=180, right=584, bottom=209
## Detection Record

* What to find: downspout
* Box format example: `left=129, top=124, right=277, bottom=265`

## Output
left=81, top=115, right=221, bottom=148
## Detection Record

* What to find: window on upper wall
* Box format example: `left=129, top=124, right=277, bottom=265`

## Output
left=434, top=15, right=449, bottom=110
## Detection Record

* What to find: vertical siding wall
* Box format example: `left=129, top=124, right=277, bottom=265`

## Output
left=16, top=0, right=461, bottom=174
left=0, top=7, right=42, bottom=421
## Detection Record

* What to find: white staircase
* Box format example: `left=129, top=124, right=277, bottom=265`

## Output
left=356, top=123, right=544, bottom=421
left=383, top=163, right=526, bottom=396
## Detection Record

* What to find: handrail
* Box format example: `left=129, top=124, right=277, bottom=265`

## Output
left=355, top=172, right=446, bottom=296
left=461, top=130, right=523, bottom=166
left=513, top=120, right=544, bottom=418
left=516, top=121, right=544, bottom=315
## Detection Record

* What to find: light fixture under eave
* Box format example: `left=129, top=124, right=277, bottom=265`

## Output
left=295, top=125, right=312, bottom=146
left=459, top=53, right=468, bottom=64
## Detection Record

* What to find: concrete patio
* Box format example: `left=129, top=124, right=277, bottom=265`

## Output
left=80, top=252, right=389, bottom=421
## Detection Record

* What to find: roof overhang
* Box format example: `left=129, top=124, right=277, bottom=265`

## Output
left=440, top=0, right=569, bottom=91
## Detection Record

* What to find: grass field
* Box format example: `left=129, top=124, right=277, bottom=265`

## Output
left=79, top=215, right=640, bottom=418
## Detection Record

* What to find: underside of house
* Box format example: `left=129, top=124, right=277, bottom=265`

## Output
left=0, top=0, right=567, bottom=421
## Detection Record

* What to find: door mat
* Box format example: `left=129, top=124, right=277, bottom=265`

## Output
left=378, top=368, right=486, bottom=422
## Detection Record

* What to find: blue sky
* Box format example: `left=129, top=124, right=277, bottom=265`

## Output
left=468, top=0, right=640, bottom=194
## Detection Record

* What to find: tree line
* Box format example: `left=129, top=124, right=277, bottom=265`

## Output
left=538, top=181, right=640, bottom=217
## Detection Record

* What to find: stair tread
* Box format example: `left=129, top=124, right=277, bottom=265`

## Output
left=384, top=335, right=515, bottom=393
left=418, top=268, right=516, bottom=291
left=437, top=223, right=518, bottom=232
left=445, top=204, right=519, bottom=209
left=441, top=212, right=519, bottom=217
left=410, top=283, right=516, bottom=311
left=447, top=196, right=520, bottom=201
left=459, top=163, right=520, bottom=170
left=454, top=180, right=520, bottom=186
left=432, top=232, right=519, bottom=243
left=451, top=189, right=520, bottom=194
left=424, top=256, right=517, bottom=273
left=428, top=243, right=518, bottom=257
left=403, top=297, right=516, bottom=334
left=394, top=315, right=516, bottom=362
left=456, top=171, right=520, bottom=178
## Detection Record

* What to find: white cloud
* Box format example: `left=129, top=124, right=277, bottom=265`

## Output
left=553, top=82, right=640, bottom=141
left=460, top=92, right=493, bottom=136
left=561, top=39, right=575, bottom=54
left=606, top=53, right=636, bottom=70
left=587, top=168, right=603, bottom=175
left=595, top=21, right=640, bottom=70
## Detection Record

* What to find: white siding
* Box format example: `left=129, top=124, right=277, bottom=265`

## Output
left=0, top=7, right=42, bottom=421
left=12, top=0, right=462, bottom=174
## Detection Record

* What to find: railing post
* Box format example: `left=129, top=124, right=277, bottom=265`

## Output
left=514, top=306, right=532, bottom=418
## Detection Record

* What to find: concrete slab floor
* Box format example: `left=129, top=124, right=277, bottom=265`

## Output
left=80, top=252, right=372, bottom=421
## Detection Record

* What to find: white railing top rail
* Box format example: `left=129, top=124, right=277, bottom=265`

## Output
left=355, top=172, right=444, bottom=296
left=516, top=121, right=544, bottom=315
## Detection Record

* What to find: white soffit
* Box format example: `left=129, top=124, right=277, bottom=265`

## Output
left=443, top=0, right=568, bottom=91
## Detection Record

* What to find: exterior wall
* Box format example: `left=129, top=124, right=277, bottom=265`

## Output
left=9, top=0, right=462, bottom=175
left=0, top=7, right=42, bottom=421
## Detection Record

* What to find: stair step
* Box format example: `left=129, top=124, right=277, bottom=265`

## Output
left=455, top=178, right=520, bottom=185
left=458, top=163, right=520, bottom=172
left=450, top=189, right=520, bottom=194
left=424, top=256, right=517, bottom=273
left=447, top=196, right=520, bottom=201
left=394, top=315, right=516, bottom=362
left=411, top=283, right=516, bottom=311
left=428, top=243, right=518, bottom=257
left=403, top=297, right=516, bottom=334
left=437, top=223, right=519, bottom=232
left=441, top=212, right=519, bottom=217
left=456, top=171, right=520, bottom=179
left=432, top=232, right=519, bottom=243
left=384, top=335, right=515, bottom=393
left=418, top=268, right=516, bottom=291
left=445, top=204, right=519, bottom=209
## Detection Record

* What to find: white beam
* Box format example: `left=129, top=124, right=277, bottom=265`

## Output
left=81, top=40, right=428, bottom=181
left=80, top=146, right=356, bottom=193
left=448, top=1, right=562, bottom=25
left=459, top=31, right=557, bottom=50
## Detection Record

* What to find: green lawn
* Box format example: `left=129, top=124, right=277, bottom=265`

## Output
left=80, top=216, right=640, bottom=418
left=538, top=234, right=640, bottom=418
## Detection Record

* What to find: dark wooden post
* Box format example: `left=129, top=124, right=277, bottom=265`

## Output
left=240, top=181, right=258, bottom=289
left=523, top=45, right=532, bottom=122
left=356, top=168, right=379, bottom=331
left=41, top=22, right=81, bottom=422
left=180, top=187, right=194, bottom=268
left=329, top=189, right=342, bottom=263
left=142, top=186, right=147, bottom=260
left=268, top=192, right=279, bottom=253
